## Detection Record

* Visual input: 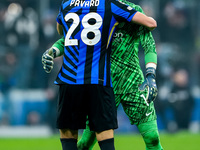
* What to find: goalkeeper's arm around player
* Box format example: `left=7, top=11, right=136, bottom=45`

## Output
left=138, top=12, right=158, bottom=104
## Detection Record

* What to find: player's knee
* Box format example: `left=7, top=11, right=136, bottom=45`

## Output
left=60, top=129, right=78, bottom=139
left=143, top=130, right=160, bottom=149
left=96, top=129, right=114, bottom=141
left=147, top=134, right=159, bottom=147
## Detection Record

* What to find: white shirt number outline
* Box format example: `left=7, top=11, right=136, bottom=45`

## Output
left=64, top=12, right=103, bottom=46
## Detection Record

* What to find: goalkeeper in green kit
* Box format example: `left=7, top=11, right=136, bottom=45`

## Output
left=42, top=0, right=163, bottom=149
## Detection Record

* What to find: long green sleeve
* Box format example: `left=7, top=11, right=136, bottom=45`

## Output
left=52, top=36, right=65, bottom=57
left=140, top=27, right=157, bottom=65
left=121, top=0, right=157, bottom=65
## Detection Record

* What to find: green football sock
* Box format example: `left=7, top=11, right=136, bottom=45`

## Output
left=137, top=120, right=163, bottom=150
left=77, top=121, right=97, bottom=150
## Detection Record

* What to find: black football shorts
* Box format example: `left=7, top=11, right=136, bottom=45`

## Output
left=56, top=84, right=118, bottom=132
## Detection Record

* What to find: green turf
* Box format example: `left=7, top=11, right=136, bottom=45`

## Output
left=0, top=132, right=199, bottom=150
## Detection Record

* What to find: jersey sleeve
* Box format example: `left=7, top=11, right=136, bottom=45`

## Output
left=56, top=7, right=62, bottom=25
left=110, top=0, right=137, bottom=22
left=140, top=26, right=157, bottom=65
left=117, top=0, right=157, bottom=65
left=52, top=37, right=65, bottom=56
left=132, top=3, right=157, bottom=65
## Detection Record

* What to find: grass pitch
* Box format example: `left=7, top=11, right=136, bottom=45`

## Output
left=0, top=132, right=199, bottom=150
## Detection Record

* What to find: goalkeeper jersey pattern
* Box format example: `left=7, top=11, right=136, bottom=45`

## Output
left=55, top=0, right=137, bottom=86
left=111, top=0, right=157, bottom=94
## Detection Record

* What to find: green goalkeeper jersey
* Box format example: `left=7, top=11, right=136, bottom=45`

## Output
left=52, top=0, right=157, bottom=94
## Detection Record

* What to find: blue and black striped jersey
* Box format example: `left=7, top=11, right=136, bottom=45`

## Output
left=55, top=0, right=137, bottom=87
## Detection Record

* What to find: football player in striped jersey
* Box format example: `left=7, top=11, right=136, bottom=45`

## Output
left=42, top=0, right=157, bottom=149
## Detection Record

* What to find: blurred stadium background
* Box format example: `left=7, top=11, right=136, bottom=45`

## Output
left=0, top=0, right=200, bottom=149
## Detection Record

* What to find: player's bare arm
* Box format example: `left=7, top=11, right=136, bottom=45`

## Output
left=132, top=12, right=157, bottom=31
left=57, top=22, right=63, bottom=35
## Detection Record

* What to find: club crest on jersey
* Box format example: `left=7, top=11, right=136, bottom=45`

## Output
left=127, top=6, right=133, bottom=10
left=117, top=0, right=132, bottom=11
left=70, top=0, right=99, bottom=7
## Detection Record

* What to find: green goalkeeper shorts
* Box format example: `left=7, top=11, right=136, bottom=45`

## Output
left=115, top=88, right=157, bottom=125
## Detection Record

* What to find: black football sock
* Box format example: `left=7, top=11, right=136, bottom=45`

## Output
left=60, top=138, right=78, bottom=150
left=98, top=138, right=115, bottom=150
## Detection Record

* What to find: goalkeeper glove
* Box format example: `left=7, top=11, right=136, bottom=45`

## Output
left=139, top=67, right=158, bottom=103
left=42, top=48, right=56, bottom=73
